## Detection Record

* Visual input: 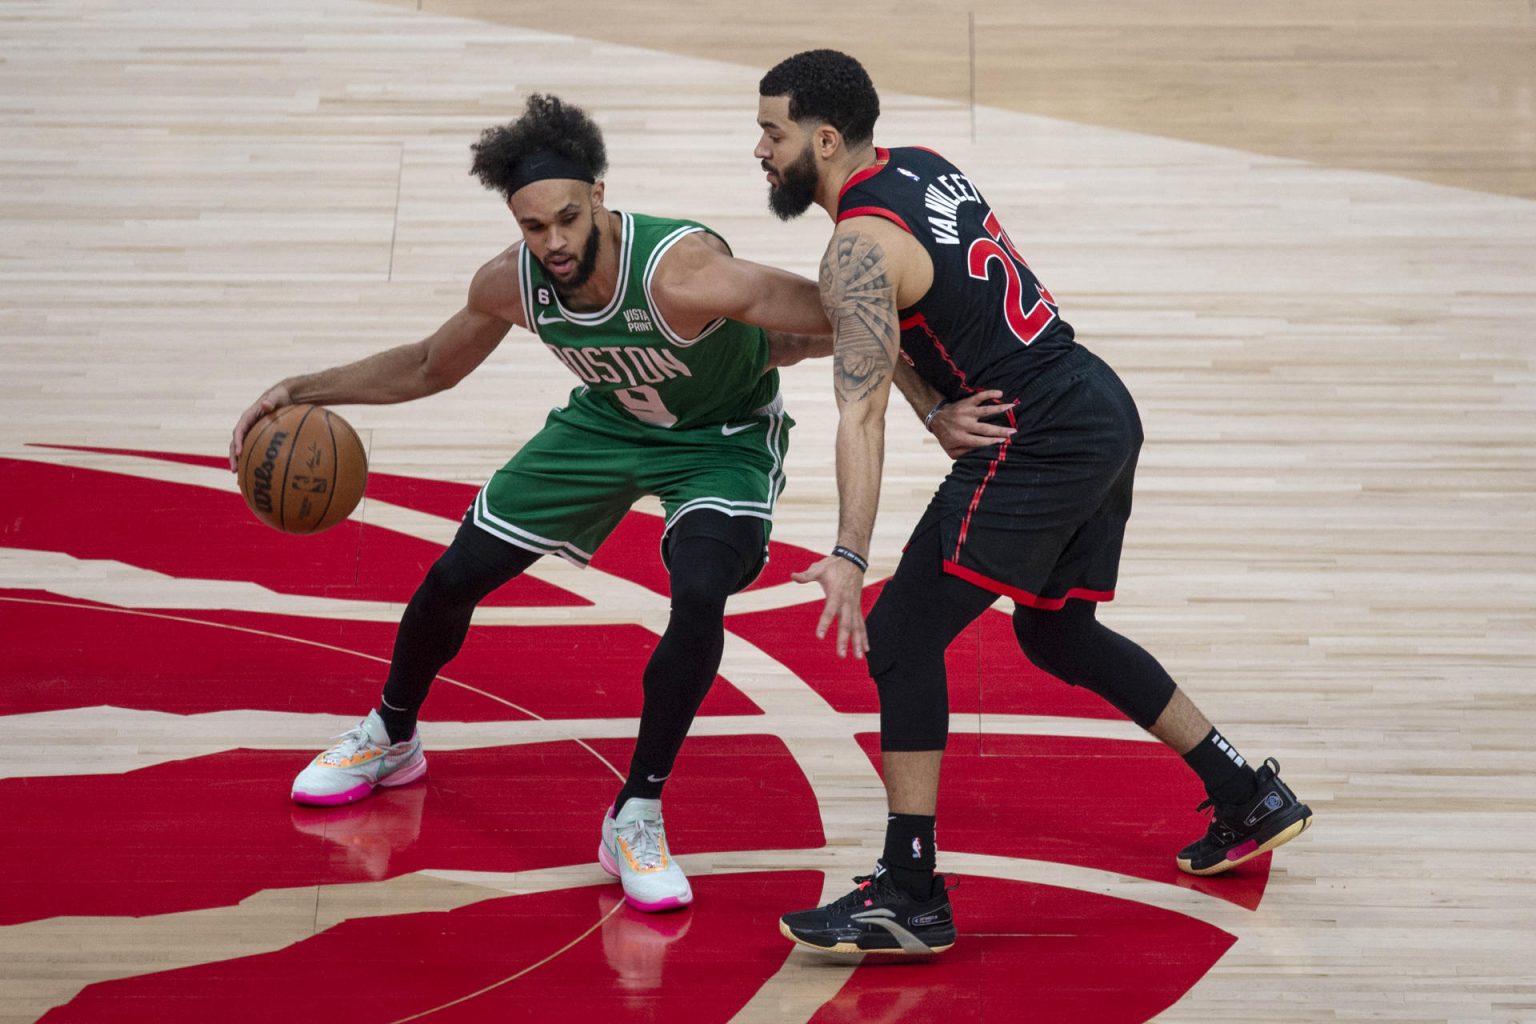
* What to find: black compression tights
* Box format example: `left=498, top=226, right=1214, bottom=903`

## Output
left=378, top=520, right=541, bottom=738
left=1010, top=601, right=1177, bottom=729
left=378, top=513, right=762, bottom=810
left=615, top=512, right=762, bottom=811
left=867, top=526, right=1177, bottom=752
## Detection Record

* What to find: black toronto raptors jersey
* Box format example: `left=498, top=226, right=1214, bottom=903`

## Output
left=837, top=147, right=1076, bottom=399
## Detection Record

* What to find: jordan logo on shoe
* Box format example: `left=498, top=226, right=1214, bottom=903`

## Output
left=1245, top=791, right=1284, bottom=828
left=911, top=837, right=923, bottom=859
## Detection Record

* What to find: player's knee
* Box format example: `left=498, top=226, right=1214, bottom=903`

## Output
left=666, top=544, right=741, bottom=622
left=668, top=581, right=728, bottom=631
left=1012, top=603, right=1174, bottom=728
left=416, top=537, right=523, bottom=611
left=867, top=604, right=949, bottom=750
left=1015, top=633, right=1075, bottom=686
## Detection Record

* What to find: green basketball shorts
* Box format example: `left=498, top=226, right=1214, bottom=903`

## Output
left=469, top=390, right=792, bottom=566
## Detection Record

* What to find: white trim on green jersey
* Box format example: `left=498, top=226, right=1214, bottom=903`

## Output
left=642, top=224, right=729, bottom=348
left=517, top=213, right=635, bottom=336
left=553, top=211, right=634, bottom=327
left=517, top=243, right=539, bottom=335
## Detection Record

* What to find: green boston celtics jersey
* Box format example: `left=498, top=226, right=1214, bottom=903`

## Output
left=518, top=212, right=780, bottom=431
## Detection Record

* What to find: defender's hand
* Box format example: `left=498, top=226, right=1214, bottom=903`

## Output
left=791, top=555, right=868, bottom=658
left=229, top=383, right=294, bottom=470
left=930, top=390, right=1017, bottom=459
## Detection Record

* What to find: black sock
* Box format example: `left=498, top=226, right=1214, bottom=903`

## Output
left=1183, top=727, right=1258, bottom=804
left=883, top=813, right=937, bottom=898
left=377, top=698, right=417, bottom=745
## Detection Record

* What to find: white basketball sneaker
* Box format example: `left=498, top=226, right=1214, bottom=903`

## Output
left=291, top=709, right=427, bottom=806
left=598, top=798, right=693, bottom=912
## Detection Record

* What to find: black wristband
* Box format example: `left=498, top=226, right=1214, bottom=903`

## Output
left=830, top=545, right=869, bottom=572
left=923, top=399, right=949, bottom=430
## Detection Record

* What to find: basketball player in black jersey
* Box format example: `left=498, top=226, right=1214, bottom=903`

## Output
left=756, top=50, right=1314, bottom=956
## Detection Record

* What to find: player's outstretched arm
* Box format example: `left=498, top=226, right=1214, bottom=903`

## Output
left=650, top=233, right=830, bottom=340
left=765, top=329, right=835, bottom=368
left=229, top=250, right=524, bottom=469
left=792, top=221, right=905, bottom=658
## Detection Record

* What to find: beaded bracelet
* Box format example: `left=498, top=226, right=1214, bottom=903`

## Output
left=830, top=545, right=869, bottom=572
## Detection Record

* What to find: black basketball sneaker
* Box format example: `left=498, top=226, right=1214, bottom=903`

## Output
left=779, top=862, right=957, bottom=955
left=1178, top=757, right=1314, bottom=875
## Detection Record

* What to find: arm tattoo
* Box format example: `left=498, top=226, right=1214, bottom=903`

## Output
left=820, top=233, right=899, bottom=404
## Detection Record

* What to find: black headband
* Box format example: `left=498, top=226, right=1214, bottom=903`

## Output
left=506, top=149, right=595, bottom=195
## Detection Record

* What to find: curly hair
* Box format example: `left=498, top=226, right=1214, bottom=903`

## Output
left=469, top=93, right=609, bottom=197
left=759, top=50, right=880, bottom=146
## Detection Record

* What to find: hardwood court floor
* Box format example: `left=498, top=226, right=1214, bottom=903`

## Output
left=1, top=0, right=1533, bottom=1021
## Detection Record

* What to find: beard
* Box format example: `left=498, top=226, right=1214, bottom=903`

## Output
left=765, top=142, right=819, bottom=221
left=543, top=220, right=602, bottom=296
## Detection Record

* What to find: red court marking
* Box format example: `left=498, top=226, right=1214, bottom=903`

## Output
left=39, top=875, right=1232, bottom=1024
left=0, top=458, right=586, bottom=607
left=34, top=445, right=495, bottom=525
left=855, top=732, right=1270, bottom=910
left=0, top=736, right=822, bottom=925
left=5, top=452, right=1262, bottom=1022
left=811, top=877, right=1236, bottom=1024
left=0, top=593, right=761, bottom=720
left=728, top=586, right=1119, bottom=720
left=32, top=445, right=820, bottom=594
left=39, top=873, right=824, bottom=1024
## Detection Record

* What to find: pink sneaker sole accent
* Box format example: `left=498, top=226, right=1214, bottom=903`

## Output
left=1225, top=838, right=1260, bottom=862
left=291, top=755, right=427, bottom=807
left=625, top=893, right=690, bottom=913
left=597, top=838, right=692, bottom=912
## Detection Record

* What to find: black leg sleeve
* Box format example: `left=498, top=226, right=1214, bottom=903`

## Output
left=378, top=520, right=542, bottom=738
left=1011, top=599, right=1177, bottom=728
left=617, top=511, right=760, bottom=808
left=865, top=525, right=998, bottom=752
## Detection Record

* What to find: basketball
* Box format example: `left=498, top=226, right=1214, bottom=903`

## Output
left=237, top=404, right=368, bottom=534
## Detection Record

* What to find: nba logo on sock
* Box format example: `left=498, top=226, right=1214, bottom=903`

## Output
left=912, top=837, right=922, bottom=859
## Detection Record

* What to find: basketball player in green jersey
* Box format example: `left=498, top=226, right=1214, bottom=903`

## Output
left=229, top=94, right=833, bottom=913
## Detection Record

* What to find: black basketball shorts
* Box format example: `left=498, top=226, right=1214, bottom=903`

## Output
left=912, top=346, right=1144, bottom=609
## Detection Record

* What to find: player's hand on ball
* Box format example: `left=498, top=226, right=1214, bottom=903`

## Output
left=792, top=555, right=868, bottom=659
left=930, top=390, right=1016, bottom=459
left=229, top=384, right=293, bottom=470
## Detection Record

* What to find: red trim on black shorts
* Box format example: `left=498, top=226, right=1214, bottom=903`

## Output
left=942, top=559, right=1116, bottom=610
left=955, top=407, right=1016, bottom=551
left=838, top=206, right=912, bottom=234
